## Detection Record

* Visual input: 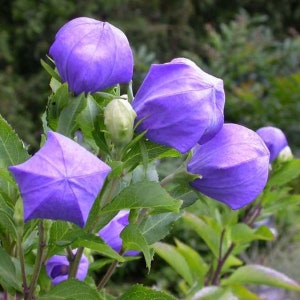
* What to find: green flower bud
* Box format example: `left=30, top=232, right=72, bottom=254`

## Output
left=277, top=145, right=293, bottom=162
left=104, top=98, right=136, bottom=146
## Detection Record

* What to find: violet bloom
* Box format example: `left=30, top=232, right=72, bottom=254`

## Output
left=132, top=57, right=225, bottom=153
left=187, top=123, right=270, bottom=209
left=9, top=131, right=111, bottom=227
left=49, top=17, right=133, bottom=95
left=99, top=210, right=139, bottom=256
left=46, top=251, right=89, bottom=285
left=256, top=126, right=289, bottom=162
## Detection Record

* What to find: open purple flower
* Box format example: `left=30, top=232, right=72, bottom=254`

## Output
left=9, top=131, right=111, bottom=227
left=49, top=17, right=133, bottom=95
left=46, top=251, right=89, bottom=285
left=256, top=126, right=289, bottom=162
left=187, top=123, right=270, bottom=209
left=99, top=210, right=139, bottom=256
left=132, top=57, right=225, bottom=153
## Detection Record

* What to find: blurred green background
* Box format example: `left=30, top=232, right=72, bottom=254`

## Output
left=1, top=0, right=300, bottom=154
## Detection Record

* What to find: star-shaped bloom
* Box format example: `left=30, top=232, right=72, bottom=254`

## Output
left=9, top=131, right=111, bottom=227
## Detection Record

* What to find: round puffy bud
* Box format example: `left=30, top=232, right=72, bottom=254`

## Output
left=104, top=98, right=136, bottom=146
left=256, top=126, right=289, bottom=162
left=45, top=251, right=89, bottom=285
left=187, top=123, right=270, bottom=209
left=49, top=17, right=133, bottom=95
left=132, top=57, right=225, bottom=154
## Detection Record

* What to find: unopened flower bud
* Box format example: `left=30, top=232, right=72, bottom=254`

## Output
left=104, top=98, right=136, bottom=146
left=256, top=126, right=290, bottom=162
left=277, top=145, right=293, bottom=162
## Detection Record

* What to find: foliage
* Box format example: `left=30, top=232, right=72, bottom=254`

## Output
left=1, top=2, right=300, bottom=299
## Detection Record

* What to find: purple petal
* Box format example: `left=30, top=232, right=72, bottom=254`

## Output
left=187, top=123, right=270, bottom=209
left=256, top=126, right=288, bottom=162
left=99, top=210, right=139, bottom=256
left=49, top=17, right=133, bottom=95
left=132, top=58, right=225, bottom=153
left=9, top=131, right=111, bottom=227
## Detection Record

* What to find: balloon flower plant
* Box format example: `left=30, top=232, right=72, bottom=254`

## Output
left=1, top=16, right=300, bottom=300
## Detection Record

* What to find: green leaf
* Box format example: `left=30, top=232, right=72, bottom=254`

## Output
left=175, top=239, right=209, bottom=285
left=0, top=114, right=29, bottom=168
left=0, top=247, right=22, bottom=293
left=57, top=94, right=86, bottom=137
left=230, top=285, right=261, bottom=300
left=0, top=207, right=17, bottom=241
left=190, top=286, right=237, bottom=300
left=40, top=58, right=61, bottom=82
left=76, top=95, right=101, bottom=151
left=47, top=221, right=73, bottom=257
left=183, top=212, right=222, bottom=257
left=40, top=279, right=102, bottom=300
left=108, top=161, right=124, bottom=179
left=222, top=264, right=300, bottom=291
left=120, top=224, right=152, bottom=270
left=123, top=139, right=180, bottom=170
left=92, top=114, right=110, bottom=156
left=119, top=284, right=176, bottom=300
left=101, top=181, right=182, bottom=214
left=72, top=234, right=124, bottom=262
left=0, top=168, right=18, bottom=215
left=46, top=83, right=69, bottom=131
left=153, top=242, right=194, bottom=286
left=230, top=223, right=274, bottom=244
left=267, top=159, right=300, bottom=187
left=139, top=212, right=182, bottom=245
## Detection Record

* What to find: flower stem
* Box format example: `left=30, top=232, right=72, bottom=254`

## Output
left=26, top=220, right=46, bottom=300
left=68, top=247, right=84, bottom=278
left=160, top=172, right=175, bottom=187
left=210, top=229, right=236, bottom=285
left=97, top=260, right=119, bottom=291
left=17, top=227, right=28, bottom=297
left=210, top=203, right=263, bottom=286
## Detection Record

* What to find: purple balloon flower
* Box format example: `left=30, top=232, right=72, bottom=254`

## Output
left=49, top=17, right=133, bottom=95
left=46, top=251, right=89, bottom=285
left=99, top=210, right=139, bottom=256
left=187, top=123, right=270, bottom=209
left=9, top=131, right=111, bottom=227
left=256, top=126, right=289, bottom=162
left=132, top=57, right=225, bottom=153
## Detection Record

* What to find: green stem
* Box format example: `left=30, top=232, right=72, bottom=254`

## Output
left=17, top=227, right=28, bottom=297
left=68, top=247, right=84, bottom=279
left=210, top=229, right=235, bottom=285
left=210, top=203, right=263, bottom=286
left=26, top=220, right=46, bottom=300
left=97, top=260, right=119, bottom=291
left=160, top=172, right=176, bottom=187
left=100, top=178, right=119, bottom=208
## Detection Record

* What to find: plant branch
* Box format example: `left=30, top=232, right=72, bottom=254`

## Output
left=210, top=203, right=263, bottom=286
left=210, top=228, right=236, bottom=286
left=97, top=260, right=119, bottom=291
left=68, top=246, right=84, bottom=278
left=26, top=220, right=46, bottom=300
left=17, top=227, right=28, bottom=297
